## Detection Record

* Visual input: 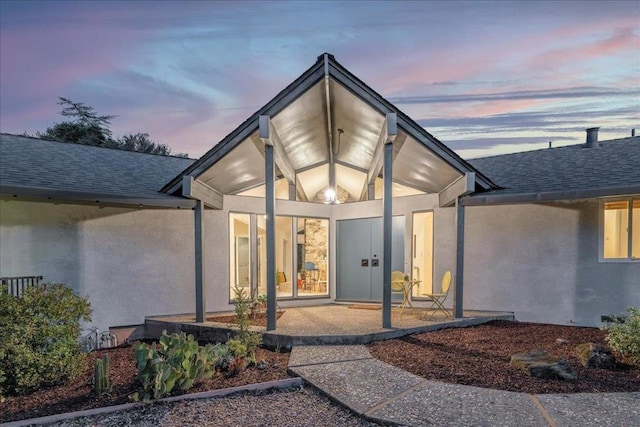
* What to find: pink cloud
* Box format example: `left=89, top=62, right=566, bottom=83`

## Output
left=527, top=27, right=639, bottom=70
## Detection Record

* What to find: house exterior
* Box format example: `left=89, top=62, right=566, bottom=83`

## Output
left=1, top=54, right=638, bottom=332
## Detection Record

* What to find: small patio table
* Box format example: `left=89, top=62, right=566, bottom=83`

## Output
left=392, top=279, right=421, bottom=316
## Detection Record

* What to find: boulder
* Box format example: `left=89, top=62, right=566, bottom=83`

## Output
left=575, top=342, right=616, bottom=369
left=510, top=350, right=577, bottom=381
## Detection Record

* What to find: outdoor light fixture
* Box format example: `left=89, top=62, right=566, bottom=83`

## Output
left=324, top=188, right=336, bottom=203
left=317, top=185, right=348, bottom=204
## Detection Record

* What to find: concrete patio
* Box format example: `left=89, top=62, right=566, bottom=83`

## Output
left=145, top=304, right=514, bottom=349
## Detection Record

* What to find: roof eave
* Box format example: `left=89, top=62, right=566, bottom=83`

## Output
left=462, top=185, right=640, bottom=206
left=1, top=185, right=196, bottom=209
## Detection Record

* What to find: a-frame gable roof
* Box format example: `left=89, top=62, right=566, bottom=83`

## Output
left=162, top=53, right=497, bottom=198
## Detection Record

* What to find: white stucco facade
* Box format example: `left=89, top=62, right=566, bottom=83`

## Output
left=1, top=200, right=197, bottom=330
left=2, top=195, right=638, bottom=331
left=464, top=201, right=640, bottom=326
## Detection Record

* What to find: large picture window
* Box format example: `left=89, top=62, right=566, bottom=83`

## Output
left=602, top=198, right=639, bottom=260
left=229, top=213, right=329, bottom=300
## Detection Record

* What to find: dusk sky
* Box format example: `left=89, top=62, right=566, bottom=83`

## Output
left=1, top=0, right=638, bottom=159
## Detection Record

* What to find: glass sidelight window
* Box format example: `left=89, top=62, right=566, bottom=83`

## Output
left=229, top=213, right=251, bottom=294
left=230, top=213, right=329, bottom=300
left=411, top=211, right=434, bottom=297
left=276, top=216, right=293, bottom=297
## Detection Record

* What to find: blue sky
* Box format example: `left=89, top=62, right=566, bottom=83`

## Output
left=1, top=0, right=638, bottom=158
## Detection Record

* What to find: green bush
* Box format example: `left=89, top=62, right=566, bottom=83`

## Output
left=0, top=284, right=92, bottom=397
left=602, top=307, right=640, bottom=365
left=133, top=331, right=216, bottom=401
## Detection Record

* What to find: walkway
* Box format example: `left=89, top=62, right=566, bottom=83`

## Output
left=288, top=345, right=640, bottom=427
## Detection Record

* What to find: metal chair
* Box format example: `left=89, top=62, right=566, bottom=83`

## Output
left=421, top=271, right=452, bottom=319
left=303, top=262, right=318, bottom=291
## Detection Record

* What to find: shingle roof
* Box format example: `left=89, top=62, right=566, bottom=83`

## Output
left=468, top=136, right=640, bottom=204
left=0, top=133, right=196, bottom=207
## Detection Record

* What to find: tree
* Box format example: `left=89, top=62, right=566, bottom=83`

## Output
left=117, top=133, right=182, bottom=157
left=35, top=97, right=187, bottom=157
left=38, top=97, right=115, bottom=147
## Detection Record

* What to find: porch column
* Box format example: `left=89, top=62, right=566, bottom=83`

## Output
left=453, top=196, right=465, bottom=318
left=382, top=141, right=393, bottom=329
left=265, top=143, right=277, bottom=331
left=194, top=199, right=206, bottom=323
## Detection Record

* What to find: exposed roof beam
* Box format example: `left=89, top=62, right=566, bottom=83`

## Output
left=323, top=53, right=336, bottom=200
left=295, top=176, right=309, bottom=202
left=182, top=176, right=223, bottom=209
left=361, top=113, right=398, bottom=200
left=260, top=115, right=307, bottom=202
left=259, top=116, right=297, bottom=186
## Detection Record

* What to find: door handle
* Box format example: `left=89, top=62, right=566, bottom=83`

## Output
left=371, top=259, right=379, bottom=267
left=361, top=259, right=369, bottom=267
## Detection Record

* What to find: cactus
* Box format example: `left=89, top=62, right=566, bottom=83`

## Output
left=93, top=354, right=111, bottom=395
left=132, top=331, right=217, bottom=401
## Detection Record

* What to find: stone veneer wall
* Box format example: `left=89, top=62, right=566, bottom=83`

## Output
left=304, top=218, right=328, bottom=281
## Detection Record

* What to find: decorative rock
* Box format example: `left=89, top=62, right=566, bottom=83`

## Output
left=575, top=342, right=616, bottom=369
left=510, top=350, right=577, bottom=381
left=556, top=338, right=568, bottom=345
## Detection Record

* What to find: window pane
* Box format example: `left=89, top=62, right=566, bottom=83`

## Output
left=603, top=201, right=629, bottom=259
left=412, top=212, right=434, bottom=297
left=276, top=216, right=293, bottom=297
left=230, top=213, right=251, bottom=297
left=633, top=200, right=640, bottom=259
left=257, top=215, right=267, bottom=296
left=298, top=218, right=329, bottom=296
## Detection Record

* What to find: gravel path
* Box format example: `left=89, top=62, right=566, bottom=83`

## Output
left=45, top=387, right=378, bottom=427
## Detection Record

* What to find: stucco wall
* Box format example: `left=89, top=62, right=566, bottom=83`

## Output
left=0, top=200, right=203, bottom=331
left=464, top=201, right=640, bottom=326
left=3, top=196, right=637, bottom=330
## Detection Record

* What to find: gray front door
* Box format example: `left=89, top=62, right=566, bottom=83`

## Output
left=337, top=216, right=404, bottom=301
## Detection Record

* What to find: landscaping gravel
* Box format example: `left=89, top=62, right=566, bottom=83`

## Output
left=43, top=388, right=378, bottom=427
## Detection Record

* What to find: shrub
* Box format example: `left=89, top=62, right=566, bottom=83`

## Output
left=0, top=284, right=92, bottom=397
left=602, top=307, right=640, bottom=365
left=133, top=331, right=215, bottom=401
left=232, top=285, right=263, bottom=363
left=211, top=342, right=233, bottom=372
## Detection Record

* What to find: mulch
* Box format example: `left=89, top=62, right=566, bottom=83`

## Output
left=0, top=345, right=290, bottom=423
left=4, top=320, right=639, bottom=423
left=367, top=320, right=640, bottom=394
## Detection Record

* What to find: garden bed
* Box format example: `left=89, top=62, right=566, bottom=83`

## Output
left=0, top=345, right=290, bottom=423
left=367, top=320, right=640, bottom=394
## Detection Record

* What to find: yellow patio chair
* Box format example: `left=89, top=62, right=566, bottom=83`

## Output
left=422, top=270, right=452, bottom=319
left=391, top=270, right=406, bottom=299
